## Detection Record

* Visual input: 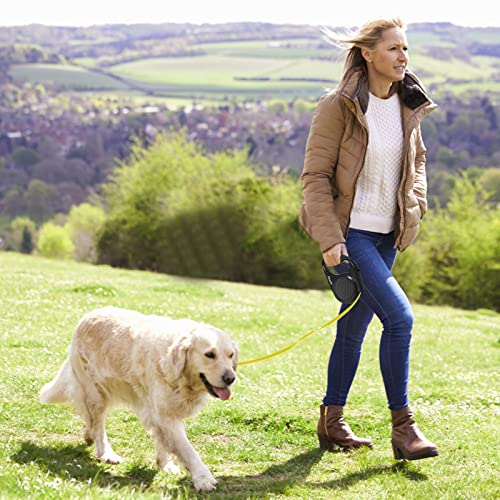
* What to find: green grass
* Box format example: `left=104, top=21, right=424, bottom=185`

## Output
left=9, top=64, right=129, bottom=91
left=0, top=252, right=498, bottom=499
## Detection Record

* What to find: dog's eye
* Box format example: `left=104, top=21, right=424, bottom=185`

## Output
left=205, top=352, right=216, bottom=359
left=229, top=352, right=234, bottom=358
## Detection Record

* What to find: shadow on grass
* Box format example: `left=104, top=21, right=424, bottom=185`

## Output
left=13, top=442, right=428, bottom=498
left=12, top=441, right=157, bottom=491
left=311, top=460, right=428, bottom=488
left=210, top=448, right=428, bottom=498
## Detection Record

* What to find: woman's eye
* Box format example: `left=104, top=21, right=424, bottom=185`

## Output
left=205, top=352, right=216, bottom=359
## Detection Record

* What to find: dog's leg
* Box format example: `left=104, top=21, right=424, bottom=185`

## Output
left=91, top=404, right=123, bottom=464
left=69, top=351, right=124, bottom=464
left=152, top=421, right=217, bottom=492
left=72, top=381, right=123, bottom=464
left=82, top=422, right=93, bottom=445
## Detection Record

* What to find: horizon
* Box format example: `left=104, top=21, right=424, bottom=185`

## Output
left=3, top=0, right=500, bottom=29
left=3, top=20, right=499, bottom=30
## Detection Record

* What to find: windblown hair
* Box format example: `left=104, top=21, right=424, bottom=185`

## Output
left=323, top=17, right=406, bottom=89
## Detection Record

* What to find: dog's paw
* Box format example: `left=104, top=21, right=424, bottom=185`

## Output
left=159, top=456, right=182, bottom=475
left=98, top=450, right=124, bottom=464
left=192, top=472, right=217, bottom=492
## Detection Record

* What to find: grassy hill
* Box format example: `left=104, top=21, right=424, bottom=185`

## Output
left=0, top=252, right=498, bottom=498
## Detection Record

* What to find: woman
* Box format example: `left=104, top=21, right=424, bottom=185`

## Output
left=300, top=17, right=438, bottom=460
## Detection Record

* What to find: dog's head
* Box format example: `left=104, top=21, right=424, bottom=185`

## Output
left=164, top=323, right=239, bottom=400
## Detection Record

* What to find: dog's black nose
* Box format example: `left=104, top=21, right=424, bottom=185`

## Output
left=223, top=371, right=235, bottom=386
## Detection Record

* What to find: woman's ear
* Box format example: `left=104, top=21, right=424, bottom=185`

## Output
left=361, top=48, right=372, bottom=63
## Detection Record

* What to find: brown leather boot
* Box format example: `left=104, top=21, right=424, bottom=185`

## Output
left=391, top=406, right=438, bottom=460
left=317, top=404, right=373, bottom=452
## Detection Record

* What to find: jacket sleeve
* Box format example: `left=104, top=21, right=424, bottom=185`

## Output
left=300, top=92, right=346, bottom=251
left=413, top=125, right=427, bottom=218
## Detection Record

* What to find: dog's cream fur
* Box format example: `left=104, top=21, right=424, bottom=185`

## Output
left=40, top=306, right=238, bottom=492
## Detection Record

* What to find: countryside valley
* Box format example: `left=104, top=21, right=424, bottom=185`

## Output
left=0, top=21, right=499, bottom=310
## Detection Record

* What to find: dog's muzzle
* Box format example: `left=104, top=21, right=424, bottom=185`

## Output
left=200, top=372, right=234, bottom=400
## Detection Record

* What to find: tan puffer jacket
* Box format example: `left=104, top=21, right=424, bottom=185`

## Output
left=300, top=69, right=437, bottom=252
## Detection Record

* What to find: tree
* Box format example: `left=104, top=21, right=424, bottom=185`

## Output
left=2, top=188, right=27, bottom=218
left=21, top=226, right=33, bottom=254
left=12, top=147, right=41, bottom=172
left=25, top=179, right=57, bottom=224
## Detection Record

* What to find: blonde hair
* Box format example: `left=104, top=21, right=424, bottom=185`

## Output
left=323, top=17, right=406, bottom=88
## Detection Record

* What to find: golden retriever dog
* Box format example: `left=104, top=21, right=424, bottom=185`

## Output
left=39, top=306, right=239, bottom=492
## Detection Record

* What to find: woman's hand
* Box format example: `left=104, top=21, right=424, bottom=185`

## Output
left=322, top=243, right=348, bottom=266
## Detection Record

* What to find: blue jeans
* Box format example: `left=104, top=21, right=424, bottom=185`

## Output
left=323, top=228, right=413, bottom=410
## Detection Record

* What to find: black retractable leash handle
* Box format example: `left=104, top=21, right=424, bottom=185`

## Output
left=322, top=255, right=365, bottom=305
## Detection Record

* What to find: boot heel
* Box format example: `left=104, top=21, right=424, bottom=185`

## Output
left=392, top=442, right=405, bottom=460
left=318, top=436, right=338, bottom=452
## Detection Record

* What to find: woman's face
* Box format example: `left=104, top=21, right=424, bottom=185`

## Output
left=364, top=27, right=409, bottom=87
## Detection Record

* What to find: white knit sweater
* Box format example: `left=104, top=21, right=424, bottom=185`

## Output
left=350, top=93, right=404, bottom=233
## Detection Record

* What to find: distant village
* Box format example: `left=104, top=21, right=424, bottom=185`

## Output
left=0, top=82, right=313, bottom=223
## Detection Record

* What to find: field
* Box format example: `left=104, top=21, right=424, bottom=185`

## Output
left=9, top=64, right=130, bottom=91
left=0, top=252, right=499, bottom=499
left=9, top=32, right=500, bottom=103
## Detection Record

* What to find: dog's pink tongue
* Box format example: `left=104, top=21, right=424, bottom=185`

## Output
left=213, top=387, right=231, bottom=401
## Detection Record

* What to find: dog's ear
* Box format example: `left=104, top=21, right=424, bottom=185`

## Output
left=161, top=334, right=192, bottom=382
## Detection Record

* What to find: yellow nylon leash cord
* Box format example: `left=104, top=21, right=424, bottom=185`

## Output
left=239, top=293, right=360, bottom=366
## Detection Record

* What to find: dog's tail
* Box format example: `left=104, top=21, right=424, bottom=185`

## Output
left=39, top=358, right=72, bottom=404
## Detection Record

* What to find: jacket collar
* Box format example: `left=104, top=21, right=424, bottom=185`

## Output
left=341, top=68, right=436, bottom=114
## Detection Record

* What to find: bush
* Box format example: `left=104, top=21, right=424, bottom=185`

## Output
left=37, top=222, right=74, bottom=259
left=99, top=131, right=255, bottom=273
left=396, top=174, right=499, bottom=311
left=392, top=243, right=427, bottom=303
left=98, top=131, right=321, bottom=287
left=423, top=175, right=498, bottom=310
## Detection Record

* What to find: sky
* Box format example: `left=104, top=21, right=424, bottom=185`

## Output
left=3, top=0, right=500, bottom=28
